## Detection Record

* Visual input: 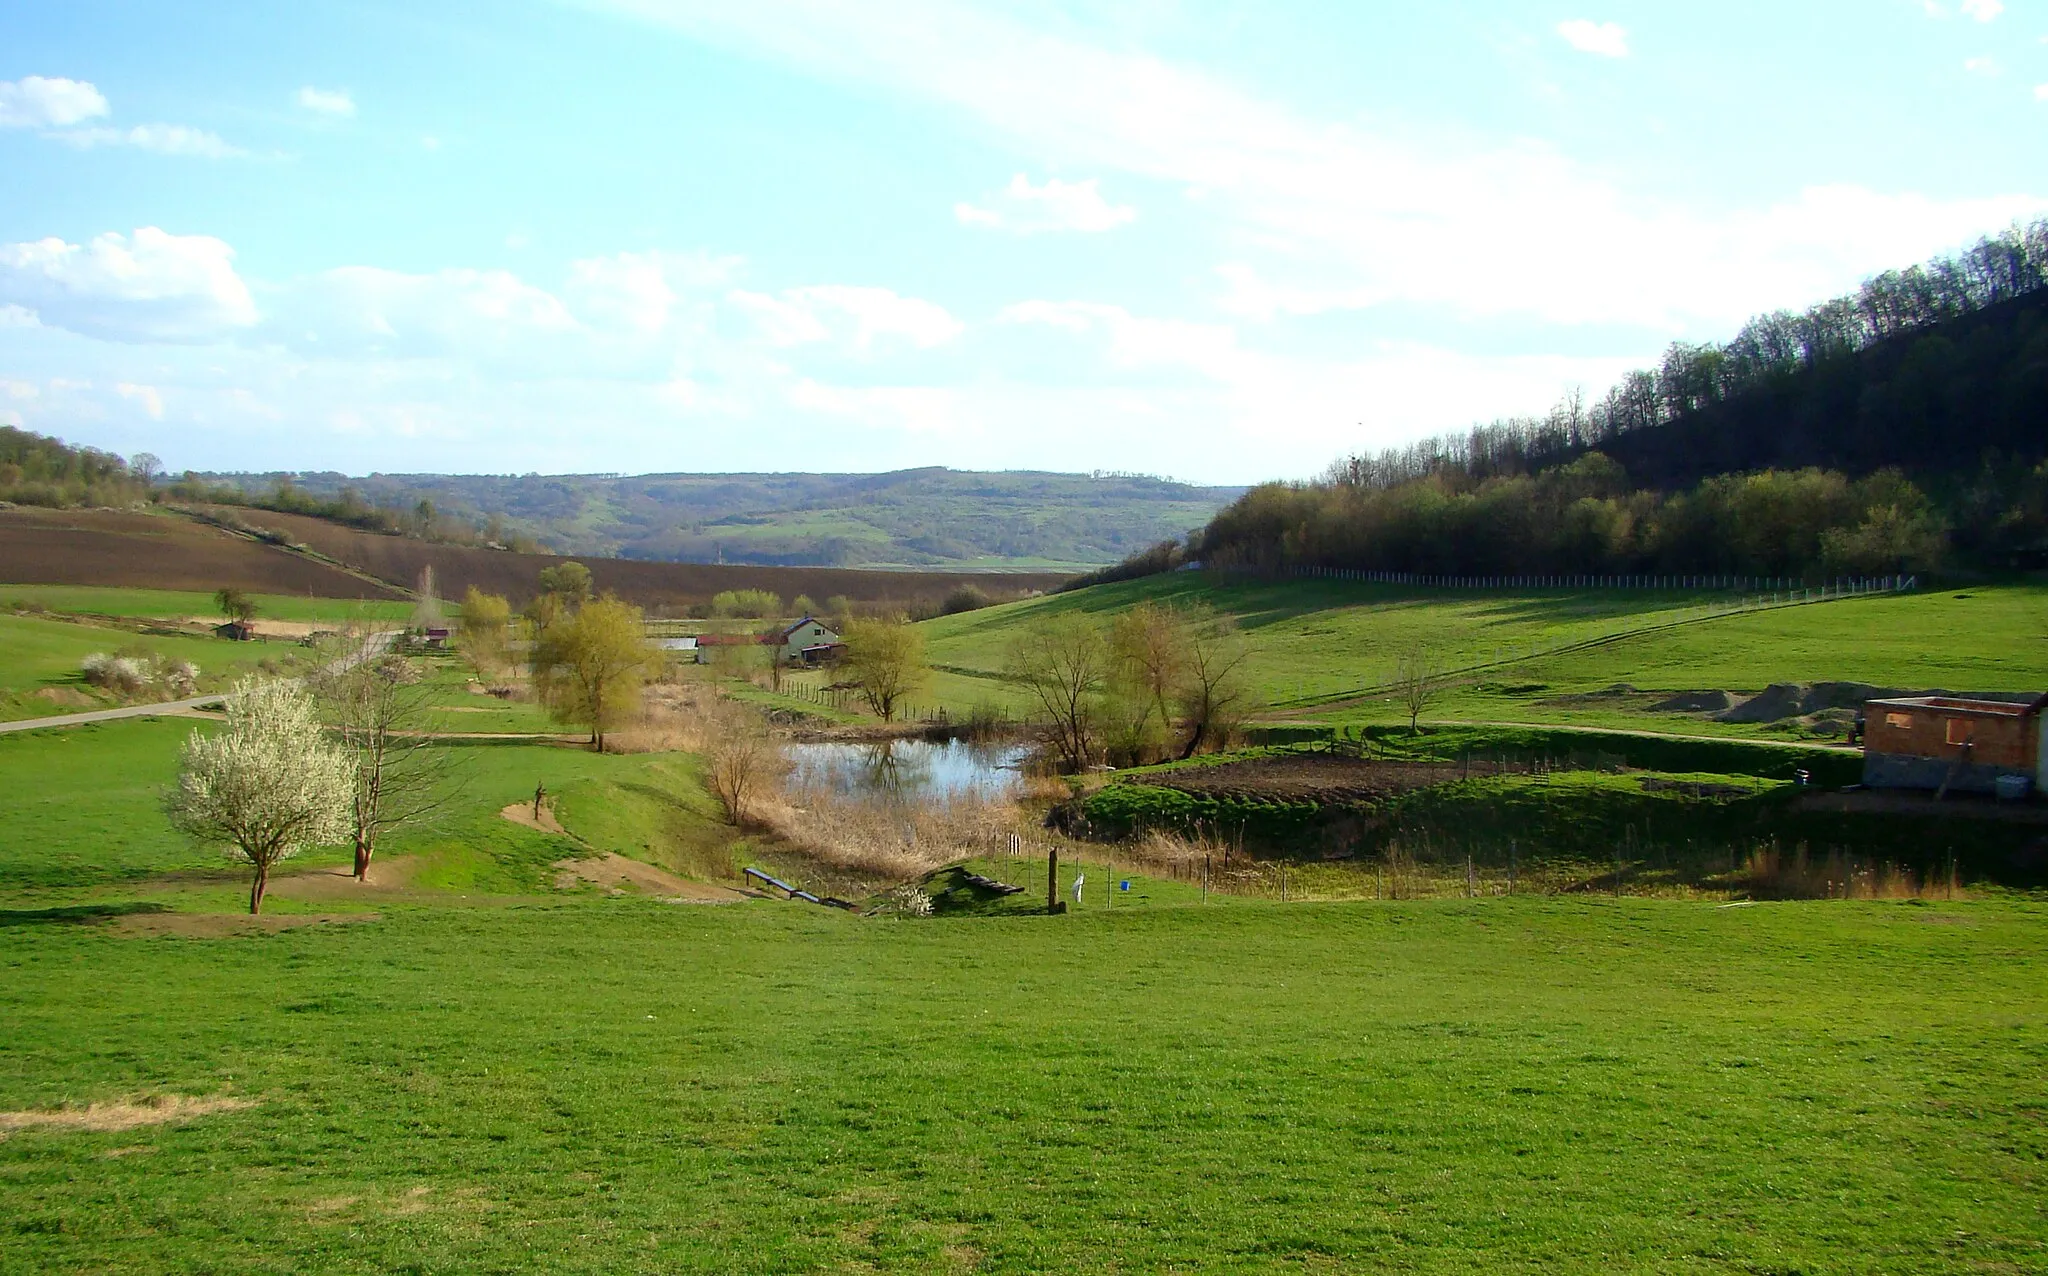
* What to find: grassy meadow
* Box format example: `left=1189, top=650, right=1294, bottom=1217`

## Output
left=908, top=575, right=2048, bottom=735
left=2, top=584, right=418, bottom=626
left=3, top=890, right=2044, bottom=1272
left=2, top=579, right=2046, bottom=1270
left=0, top=613, right=321, bottom=723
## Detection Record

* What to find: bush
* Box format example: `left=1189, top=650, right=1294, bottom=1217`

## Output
left=940, top=584, right=991, bottom=615
left=710, top=589, right=783, bottom=619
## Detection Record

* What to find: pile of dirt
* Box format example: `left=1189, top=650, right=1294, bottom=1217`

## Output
left=1651, top=690, right=1733, bottom=712
left=1717, top=683, right=1809, bottom=724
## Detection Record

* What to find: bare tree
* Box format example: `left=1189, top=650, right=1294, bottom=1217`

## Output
left=1007, top=613, right=1107, bottom=771
left=1395, top=647, right=1440, bottom=733
left=313, top=647, right=467, bottom=881
left=1175, top=607, right=1256, bottom=759
left=706, top=704, right=789, bottom=827
left=166, top=678, right=355, bottom=914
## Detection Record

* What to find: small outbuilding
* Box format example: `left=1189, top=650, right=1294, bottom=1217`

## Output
left=1861, top=694, right=2048, bottom=797
left=214, top=620, right=254, bottom=642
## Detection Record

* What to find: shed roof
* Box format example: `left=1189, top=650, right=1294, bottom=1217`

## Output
left=1866, top=694, right=2047, bottom=719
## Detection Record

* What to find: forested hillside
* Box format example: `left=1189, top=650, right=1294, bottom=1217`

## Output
left=1192, top=220, right=2048, bottom=580
left=177, top=468, right=1239, bottom=570
left=0, top=428, right=157, bottom=509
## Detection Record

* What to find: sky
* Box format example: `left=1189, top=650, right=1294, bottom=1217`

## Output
left=0, top=0, right=2044, bottom=485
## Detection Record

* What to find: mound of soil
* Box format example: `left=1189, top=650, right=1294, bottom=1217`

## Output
left=1717, top=683, right=1806, bottom=724
left=1652, top=690, right=1733, bottom=712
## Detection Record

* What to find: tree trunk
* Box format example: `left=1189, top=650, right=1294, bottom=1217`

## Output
left=353, top=831, right=374, bottom=882
left=250, top=863, right=269, bottom=915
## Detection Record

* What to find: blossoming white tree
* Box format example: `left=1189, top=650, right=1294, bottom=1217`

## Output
left=166, top=677, right=356, bottom=914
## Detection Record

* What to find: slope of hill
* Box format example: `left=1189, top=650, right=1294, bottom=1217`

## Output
left=183, top=468, right=1243, bottom=570
left=0, top=505, right=1070, bottom=612
left=0, top=506, right=405, bottom=600
left=179, top=506, right=1071, bottom=610
left=1186, top=221, right=2048, bottom=580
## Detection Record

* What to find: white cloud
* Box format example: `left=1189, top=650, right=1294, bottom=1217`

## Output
left=955, top=173, right=1137, bottom=234
left=115, top=382, right=165, bottom=419
left=0, top=228, right=258, bottom=342
left=295, top=86, right=356, bottom=117
left=0, top=76, right=109, bottom=128
left=1001, top=300, right=1237, bottom=373
left=266, top=265, right=581, bottom=359
left=731, top=285, right=962, bottom=350
left=590, top=2, right=2047, bottom=333
left=2036, top=83, right=2048, bottom=101
left=54, top=123, right=244, bottom=158
left=1556, top=19, right=1629, bottom=58
left=1961, top=0, right=2003, bottom=20
left=1964, top=57, right=1999, bottom=76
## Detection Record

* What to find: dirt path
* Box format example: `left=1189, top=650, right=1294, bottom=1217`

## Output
left=498, top=803, right=747, bottom=902
left=0, top=695, right=227, bottom=734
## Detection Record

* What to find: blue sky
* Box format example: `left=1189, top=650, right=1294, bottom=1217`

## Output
left=1, top=0, right=2043, bottom=484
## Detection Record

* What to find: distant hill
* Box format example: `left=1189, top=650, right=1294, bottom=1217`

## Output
left=179, top=468, right=1244, bottom=571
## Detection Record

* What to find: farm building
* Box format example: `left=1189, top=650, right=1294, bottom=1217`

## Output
left=214, top=620, right=254, bottom=641
left=777, top=617, right=843, bottom=666
left=1861, top=694, right=2048, bottom=797
left=685, top=619, right=842, bottom=665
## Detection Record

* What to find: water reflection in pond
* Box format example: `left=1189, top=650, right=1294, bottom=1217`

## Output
left=787, top=739, right=1033, bottom=804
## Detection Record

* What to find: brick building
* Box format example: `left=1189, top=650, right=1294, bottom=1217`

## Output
left=1861, top=694, right=2048, bottom=796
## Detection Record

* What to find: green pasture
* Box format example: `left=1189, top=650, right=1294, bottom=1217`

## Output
left=0, top=613, right=315, bottom=722
left=0, top=718, right=719, bottom=904
left=2, top=583, right=418, bottom=625
left=1, top=896, right=2042, bottom=1272
left=916, top=576, right=2048, bottom=734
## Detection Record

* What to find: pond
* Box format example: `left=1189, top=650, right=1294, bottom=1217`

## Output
left=786, top=738, right=1035, bottom=804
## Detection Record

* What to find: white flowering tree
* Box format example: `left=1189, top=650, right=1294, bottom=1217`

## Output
left=166, top=677, right=356, bottom=914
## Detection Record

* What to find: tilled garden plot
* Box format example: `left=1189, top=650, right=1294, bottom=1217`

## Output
left=1131, top=755, right=1511, bottom=804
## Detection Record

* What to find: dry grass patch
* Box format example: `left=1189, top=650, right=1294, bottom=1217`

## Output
left=0, top=1093, right=255, bottom=1136
left=107, top=912, right=379, bottom=938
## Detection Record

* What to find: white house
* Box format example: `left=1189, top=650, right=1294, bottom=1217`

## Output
left=776, top=617, right=842, bottom=665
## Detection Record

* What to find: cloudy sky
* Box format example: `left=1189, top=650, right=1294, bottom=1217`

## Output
left=1, top=0, right=2043, bottom=483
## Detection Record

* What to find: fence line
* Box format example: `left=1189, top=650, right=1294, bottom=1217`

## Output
left=1213, top=566, right=1919, bottom=595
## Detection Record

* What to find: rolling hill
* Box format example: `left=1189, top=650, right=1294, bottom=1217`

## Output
left=180, top=467, right=1243, bottom=571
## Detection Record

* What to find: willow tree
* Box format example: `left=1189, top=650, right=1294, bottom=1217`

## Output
left=532, top=592, right=657, bottom=749
left=841, top=616, right=927, bottom=721
left=166, top=678, right=355, bottom=914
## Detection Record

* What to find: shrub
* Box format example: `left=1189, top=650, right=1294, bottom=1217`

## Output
left=940, top=584, right=991, bottom=615
left=710, top=589, right=783, bottom=619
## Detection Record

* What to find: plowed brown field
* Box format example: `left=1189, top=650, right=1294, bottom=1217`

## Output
left=194, top=505, right=1070, bottom=609
left=0, top=507, right=403, bottom=598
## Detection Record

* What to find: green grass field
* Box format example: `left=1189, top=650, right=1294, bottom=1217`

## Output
left=915, top=576, right=2048, bottom=735
left=2, top=895, right=2043, bottom=1272
left=0, top=613, right=319, bottom=723
left=2, top=583, right=417, bottom=625
left=3, top=579, right=2046, bottom=1270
